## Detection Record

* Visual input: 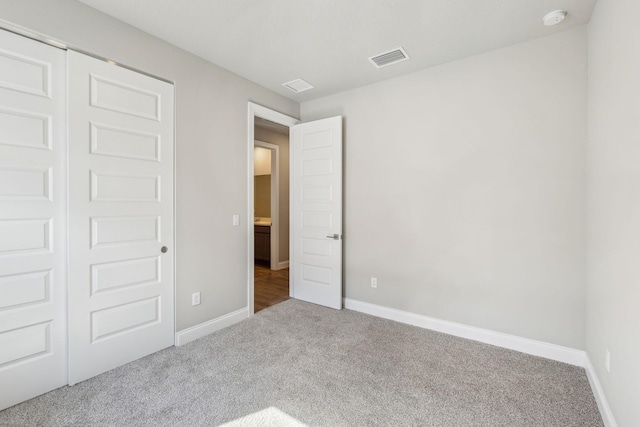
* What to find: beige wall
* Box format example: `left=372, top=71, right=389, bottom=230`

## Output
left=0, top=0, right=299, bottom=332
left=301, top=27, right=587, bottom=349
left=254, top=147, right=271, bottom=176
left=587, top=0, right=640, bottom=425
left=253, top=146, right=272, bottom=218
left=255, top=128, right=290, bottom=264
left=254, top=175, right=271, bottom=217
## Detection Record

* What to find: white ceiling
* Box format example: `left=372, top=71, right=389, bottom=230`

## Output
left=76, top=0, right=597, bottom=102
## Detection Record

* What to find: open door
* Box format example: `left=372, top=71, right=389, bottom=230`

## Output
left=290, top=116, right=342, bottom=309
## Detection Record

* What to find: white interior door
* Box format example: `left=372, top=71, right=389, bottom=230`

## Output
left=67, top=51, right=174, bottom=385
left=0, top=29, right=67, bottom=410
left=291, top=116, right=342, bottom=309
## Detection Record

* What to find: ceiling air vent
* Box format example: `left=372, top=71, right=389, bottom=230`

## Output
left=369, top=47, right=410, bottom=68
left=282, top=78, right=314, bottom=93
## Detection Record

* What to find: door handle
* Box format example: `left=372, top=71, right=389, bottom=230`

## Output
left=161, top=246, right=168, bottom=253
left=326, top=234, right=341, bottom=240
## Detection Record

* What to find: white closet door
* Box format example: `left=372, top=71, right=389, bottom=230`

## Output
left=0, top=30, right=67, bottom=410
left=67, top=51, right=174, bottom=385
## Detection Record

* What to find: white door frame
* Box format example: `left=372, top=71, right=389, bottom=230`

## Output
left=247, top=103, right=298, bottom=316
left=254, top=140, right=280, bottom=270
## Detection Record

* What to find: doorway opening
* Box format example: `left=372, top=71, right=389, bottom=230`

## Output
left=248, top=104, right=298, bottom=315
left=253, top=134, right=288, bottom=312
left=248, top=103, right=344, bottom=313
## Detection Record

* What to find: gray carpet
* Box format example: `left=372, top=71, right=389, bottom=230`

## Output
left=0, top=299, right=603, bottom=426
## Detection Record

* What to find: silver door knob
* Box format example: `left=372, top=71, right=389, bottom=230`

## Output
left=161, top=246, right=168, bottom=253
left=326, top=234, right=341, bottom=240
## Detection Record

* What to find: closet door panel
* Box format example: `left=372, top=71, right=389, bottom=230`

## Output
left=0, top=29, right=67, bottom=411
left=67, top=51, right=174, bottom=385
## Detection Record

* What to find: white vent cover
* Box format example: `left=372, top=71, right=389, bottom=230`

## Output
left=282, top=78, right=314, bottom=93
left=369, top=47, right=410, bottom=68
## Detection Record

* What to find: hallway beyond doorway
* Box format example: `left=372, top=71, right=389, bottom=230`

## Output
left=254, top=263, right=289, bottom=313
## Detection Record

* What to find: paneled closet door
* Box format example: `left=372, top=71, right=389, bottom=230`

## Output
left=67, top=51, right=175, bottom=385
left=0, top=30, right=67, bottom=410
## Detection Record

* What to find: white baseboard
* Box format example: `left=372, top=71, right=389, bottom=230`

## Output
left=584, top=355, right=618, bottom=427
left=175, top=307, right=248, bottom=346
left=276, top=260, right=289, bottom=270
left=343, top=298, right=586, bottom=367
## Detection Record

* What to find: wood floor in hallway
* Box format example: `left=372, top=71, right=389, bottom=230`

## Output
left=254, top=262, right=289, bottom=313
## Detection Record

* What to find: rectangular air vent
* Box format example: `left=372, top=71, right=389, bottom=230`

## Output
left=369, top=47, right=410, bottom=68
left=282, top=78, right=314, bottom=93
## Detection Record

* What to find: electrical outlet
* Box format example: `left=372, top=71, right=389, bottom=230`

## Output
left=371, top=277, right=377, bottom=288
left=232, top=214, right=240, bottom=226
left=192, top=292, right=201, bottom=306
left=605, top=349, right=610, bottom=373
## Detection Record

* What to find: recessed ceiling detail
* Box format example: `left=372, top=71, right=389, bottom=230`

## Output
left=282, top=79, right=314, bottom=93
left=369, top=47, right=410, bottom=69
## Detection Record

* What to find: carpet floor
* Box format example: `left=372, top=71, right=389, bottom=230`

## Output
left=0, top=299, right=603, bottom=426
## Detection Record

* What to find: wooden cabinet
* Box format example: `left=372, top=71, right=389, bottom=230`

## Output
left=254, top=225, right=271, bottom=262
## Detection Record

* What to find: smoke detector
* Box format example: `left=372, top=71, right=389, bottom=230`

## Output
left=543, top=10, right=567, bottom=26
left=369, top=47, right=410, bottom=68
